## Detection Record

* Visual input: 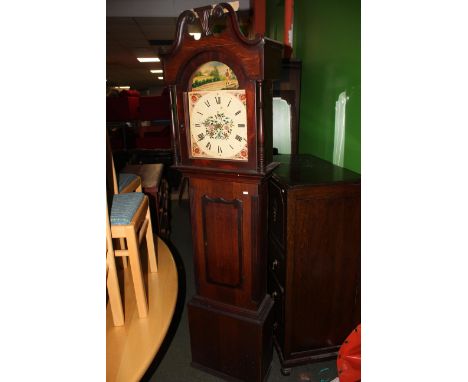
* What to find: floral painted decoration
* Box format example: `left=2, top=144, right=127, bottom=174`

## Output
left=203, top=112, right=234, bottom=140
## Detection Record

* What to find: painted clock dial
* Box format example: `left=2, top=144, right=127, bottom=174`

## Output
left=188, top=89, right=248, bottom=161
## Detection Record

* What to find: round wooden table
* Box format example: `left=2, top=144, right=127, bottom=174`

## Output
left=106, top=237, right=178, bottom=382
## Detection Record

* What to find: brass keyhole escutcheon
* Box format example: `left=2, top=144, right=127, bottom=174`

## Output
left=272, top=259, right=279, bottom=271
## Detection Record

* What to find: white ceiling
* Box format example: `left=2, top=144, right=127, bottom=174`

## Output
left=106, top=0, right=251, bottom=90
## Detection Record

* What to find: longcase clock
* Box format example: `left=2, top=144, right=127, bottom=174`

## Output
left=161, top=4, right=282, bottom=381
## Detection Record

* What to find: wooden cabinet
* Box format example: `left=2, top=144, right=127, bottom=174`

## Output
left=267, top=154, right=361, bottom=374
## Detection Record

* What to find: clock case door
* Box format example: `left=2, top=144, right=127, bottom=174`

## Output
left=160, top=4, right=282, bottom=175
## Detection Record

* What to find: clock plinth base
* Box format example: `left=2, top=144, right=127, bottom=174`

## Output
left=188, top=295, right=274, bottom=382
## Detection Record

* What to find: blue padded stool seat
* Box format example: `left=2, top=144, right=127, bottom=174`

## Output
left=118, top=173, right=139, bottom=193
left=111, top=193, right=145, bottom=225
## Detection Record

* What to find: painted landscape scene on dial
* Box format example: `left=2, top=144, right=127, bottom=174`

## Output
left=191, top=61, right=239, bottom=91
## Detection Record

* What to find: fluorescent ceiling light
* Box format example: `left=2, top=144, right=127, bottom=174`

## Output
left=137, top=57, right=160, bottom=62
left=150, top=69, right=163, bottom=74
left=189, top=33, right=201, bottom=40
left=158, top=76, right=164, bottom=80
left=114, top=86, right=130, bottom=90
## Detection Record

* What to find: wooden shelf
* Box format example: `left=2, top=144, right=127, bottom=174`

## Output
left=106, top=237, right=178, bottom=382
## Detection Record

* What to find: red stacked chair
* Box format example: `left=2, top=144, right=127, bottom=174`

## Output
left=106, top=90, right=141, bottom=150
left=106, top=89, right=140, bottom=122
left=137, top=91, right=172, bottom=150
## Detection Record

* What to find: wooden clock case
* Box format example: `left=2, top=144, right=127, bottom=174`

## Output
left=161, top=4, right=282, bottom=382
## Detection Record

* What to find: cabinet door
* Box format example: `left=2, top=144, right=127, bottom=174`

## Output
left=189, top=177, right=266, bottom=310
left=285, top=185, right=361, bottom=356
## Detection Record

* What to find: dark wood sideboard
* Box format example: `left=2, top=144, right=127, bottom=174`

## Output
left=268, top=154, right=361, bottom=374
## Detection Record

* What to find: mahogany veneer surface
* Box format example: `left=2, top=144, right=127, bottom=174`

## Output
left=268, top=154, right=361, bottom=371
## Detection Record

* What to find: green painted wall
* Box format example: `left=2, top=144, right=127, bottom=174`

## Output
left=294, top=0, right=361, bottom=173
left=266, top=0, right=361, bottom=173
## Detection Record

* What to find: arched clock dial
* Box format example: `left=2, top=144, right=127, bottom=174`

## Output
left=188, top=90, right=248, bottom=161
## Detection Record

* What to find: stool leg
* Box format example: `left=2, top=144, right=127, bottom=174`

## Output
left=145, top=207, right=158, bottom=273
left=147, top=190, right=160, bottom=235
left=119, top=238, right=128, bottom=268
left=126, top=228, right=148, bottom=318
left=107, top=252, right=124, bottom=326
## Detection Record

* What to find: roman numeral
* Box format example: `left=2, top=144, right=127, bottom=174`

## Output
left=206, top=142, right=212, bottom=150
left=215, top=96, right=221, bottom=104
left=197, top=111, right=203, bottom=115
left=195, top=123, right=201, bottom=127
left=227, top=100, right=232, bottom=107
left=235, top=135, right=242, bottom=142
left=238, top=123, right=245, bottom=128
left=235, top=110, right=241, bottom=116
left=204, top=100, right=210, bottom=107
left=197, top=133, right=205, bottom=141
left=218, top=146, right=222, bottom=154
left=229, top=145, right=234, bottom=149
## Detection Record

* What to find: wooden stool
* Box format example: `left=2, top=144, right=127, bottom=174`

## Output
left=109, top=192, right=158, bottom=318
left=122, top=163, right=170, bottom=238
left=118, top=173, right=142, bottom=193
left=107, top=131, right=143, bottom=268
left=107, top=130, right=142, bottom=195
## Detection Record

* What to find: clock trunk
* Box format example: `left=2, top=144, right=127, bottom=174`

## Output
left=186, top=173, right=273, bottom=381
